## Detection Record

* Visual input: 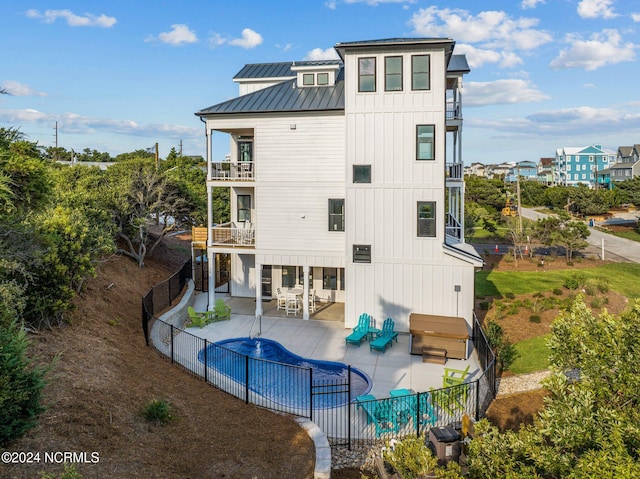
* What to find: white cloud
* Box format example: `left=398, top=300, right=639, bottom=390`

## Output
left=0, top=108, right=200, bottom=139
left=304, top=48, right=340, bottom=61
left=0, top=81, right=47, bottom=97
left=410, top=7, right=552, bottom=51
left=521, top=0, right=545, bottom=9
left=550, top=29, right=636, bottom=70
left=464, top=79, right=550, bottom=106
left=454, top=44, right=523, bottom=69
left=228, top=28, right=263, bottom=49
left=155, top=24, right=198, bottom=45
left=632, top=13, right=640, bottom=22
left=25, top=9, right=116, bottom=28
left=577, top=0, right=618, bottom=19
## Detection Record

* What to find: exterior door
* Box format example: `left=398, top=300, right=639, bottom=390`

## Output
left=261, top=265, right=272, bottom=298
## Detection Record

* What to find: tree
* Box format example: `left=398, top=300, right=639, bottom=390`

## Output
left=518, top=180, right=547, bottom=207
left=614, top=177, right=640, bottom=207
left=465, top=176, right=506, bottom=212
left=543, top=185, right=571, bottom=211
left=468, top=297, right=640, bottom=478
left=534, top=213, right=589, bottom=262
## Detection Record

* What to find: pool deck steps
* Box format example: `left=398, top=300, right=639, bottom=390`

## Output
left=296, top=418, right=331, bottom=479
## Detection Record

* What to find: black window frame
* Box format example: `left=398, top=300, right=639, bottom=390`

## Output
left=317, top=72, right=329, bottom=85
left=302, top=73, right=314, bottom=86
left=237, top=194, right=251, bottom=223
left=417, top=201, right=436, bottom=237
left=416, top=125, right=435, bottom=161
left=353, top=244, right=372, bottom=263
left=328, top=198, right=345, bottom=231
left=358, top=57, right=376, bottom=92
left=353, top=164, right=372, bottom=183
left=412, top=54, right=430, bottom=90
left=385, top=55, right=403, bottom=92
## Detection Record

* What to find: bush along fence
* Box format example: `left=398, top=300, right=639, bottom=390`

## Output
left=142, top=267, right=497, bottom=449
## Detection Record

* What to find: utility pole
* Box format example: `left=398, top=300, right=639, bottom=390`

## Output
left=179, top=139, right=183, bottom=157
left=516, top=166, right=523, bottom=233
left=155, top=142, right=159, bottom=170
left=53, top=121, right=58, bottom=148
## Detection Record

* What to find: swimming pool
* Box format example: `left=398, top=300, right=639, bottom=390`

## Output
left=198, top=337, right=372, bottom=409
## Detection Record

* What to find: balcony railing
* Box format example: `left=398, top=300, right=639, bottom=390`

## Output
left=446, top=162, right=464, bottom=180
left=210, top=161, right=254, bottom=181
left=446, top=101, right=462, bottom=120
left=445, top=213, right=462, bottom=241
left=210, top=222, right=255, bottom=247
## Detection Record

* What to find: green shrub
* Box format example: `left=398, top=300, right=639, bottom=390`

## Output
left=505, top=292, right=516, bottom=300
left=485, top=320, right=518, bottom=372
left=533, top=292, right=544, bottom=298
left=529, top=315, right=541, bottom=323
left=584, top=279, right=598, bottom=296
left=596, top=277, right=609, bottom=293
left=0, top=319, right=47, bottom=446
left=142, top=399, right=173, bottom=425
left=40, top=464, right=81, bottom=479
left=564, top=272, right=587, bottom=290
left=479, top=301, right=489, bottom=311
left=553, top=288, right=563, bottom=296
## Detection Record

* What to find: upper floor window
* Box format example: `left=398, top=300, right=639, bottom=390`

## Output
left=353, top=165, right=372, bottom=183
left=412, top=55, right=430, bottom=90
left=303, top=73, right=314, bottom=86
left=385, top=56, right=403, bottom=91
left=358, top=57, right=376, bottom=92
left=417, top=201, right=436, bottom=237
left=237, top=195, right=251, bottom=222
left=317, top=72, right=329, bottom=85
left=416, top=125, right=435, bottom=161
left=328, top=199, right=345, bottom=231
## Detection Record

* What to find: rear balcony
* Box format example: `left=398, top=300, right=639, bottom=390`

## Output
left=210, top=222, right=255, bottom=247
left=210, top=161, right=254, bottom=181
left=446, top=101, right=462, bottom=121
left=446, top=162, right=464, bottom=182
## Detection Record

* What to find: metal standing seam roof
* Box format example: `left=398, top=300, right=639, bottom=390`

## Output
left=196, top=69, right=345, bottom=115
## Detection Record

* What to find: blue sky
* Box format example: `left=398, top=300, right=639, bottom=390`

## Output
left=1, top=0, right=639, bottom=164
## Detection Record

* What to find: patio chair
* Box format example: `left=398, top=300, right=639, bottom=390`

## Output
left=345, top=313, right=371, bottom=345
left=213, top=298, right=231, bottom=321
left=430, top=383, right=469, bottom=417
left=187, top=305, right=211, bottom=328
left=285, top=293, right=300, bottom=316
left=308, top=289, right=316, bottom=313
left=418, top=392, right=437, bottom=427
left=276, top=288, right=286, bottom=311
left=369, top=317, right=398, bottom=353
left=355, top=395, right=401, bottom=437
left=442, top=364, right=471, bottom=387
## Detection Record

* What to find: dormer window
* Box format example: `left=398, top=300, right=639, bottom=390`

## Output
left=317, top=73, right=329, bottom=85
left=303, top=73, right=314, bottom=86
left=292, top=62, right=340, bottom=87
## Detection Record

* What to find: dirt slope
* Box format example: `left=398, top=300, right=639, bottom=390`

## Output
left=2, top=238, right=314, bottom=479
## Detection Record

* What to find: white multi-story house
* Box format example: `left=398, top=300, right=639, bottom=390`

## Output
left=195, top=38, right=482, bottom=332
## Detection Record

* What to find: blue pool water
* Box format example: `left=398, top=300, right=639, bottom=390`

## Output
left=198, top=337, right=372, bottom=409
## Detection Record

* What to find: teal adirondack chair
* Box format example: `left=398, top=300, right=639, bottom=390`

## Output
left=345, top=313, right=371, bottom=346
left=369, top=317, right=398, bottom=352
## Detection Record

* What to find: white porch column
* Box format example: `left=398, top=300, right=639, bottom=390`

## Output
left=255, top=262, right=263, bottom=316
left=206, top=127, right=215, bottom=309
left=302, top=265, right=310, bottom=320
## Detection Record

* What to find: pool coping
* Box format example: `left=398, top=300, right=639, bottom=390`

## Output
left=296, top=418, right=331, bottom=479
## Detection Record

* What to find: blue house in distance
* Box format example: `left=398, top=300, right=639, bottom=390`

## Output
left=555, top=144, right=615, bottom=187
left=504, top=160, right=538, bottom=183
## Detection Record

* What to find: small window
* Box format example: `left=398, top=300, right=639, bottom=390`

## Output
left=238, top=194, right=251, bottom=222
left=353, top=165, right=371, bottom=183
left=323, top=267, right=338, bottom=290
left=358, top=57, right=376, bottom=92
left=416, top=125, right=435, bottom=161
left=328, top=199, right=345, bottom=231
left=412, top=55, right=430, bottom=90
left=417, top=201, right=436, bottom=237
left=282, top=265, right=296, bottom=288
left=353, top=244, right=371, bottom=263
left=303, top=73, right=314, bottom=86
left=317, top=72, right=329, bottom=85
left=385, top=56, right=403, bottom=91
left=297, top=267, right=312, bottom=286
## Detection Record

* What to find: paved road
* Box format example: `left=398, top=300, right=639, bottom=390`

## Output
left=520, top=207, right=640, bottom=264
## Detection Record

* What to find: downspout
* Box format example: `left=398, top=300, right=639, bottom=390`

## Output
left=200, top=116, right=215, bottom=309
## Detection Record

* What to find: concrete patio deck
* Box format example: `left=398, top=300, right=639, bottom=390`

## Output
left=192, top=294, right=481, bottom=397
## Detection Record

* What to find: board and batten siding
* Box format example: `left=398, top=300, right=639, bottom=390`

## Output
left=341, top=45, right=476, bottom=330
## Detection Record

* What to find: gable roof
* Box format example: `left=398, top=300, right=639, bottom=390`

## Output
left=233, top=60, right=341, bottom=81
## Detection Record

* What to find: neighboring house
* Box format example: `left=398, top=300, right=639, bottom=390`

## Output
left=485, top=162, right=513, bottom=179
left=555, top=145, right=614, bottom=187
left=537, top=158, right=555, bottom=185
left=504, top=160, right=537, bottom=183
left=609, top=145, right=640, bottom=184
left=465, top=162, right=486, bottom=177
left=195, top=37, right=482, bottom=333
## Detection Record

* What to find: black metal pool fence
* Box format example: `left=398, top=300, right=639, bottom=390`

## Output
left=142, top=262, right=497, bottom=448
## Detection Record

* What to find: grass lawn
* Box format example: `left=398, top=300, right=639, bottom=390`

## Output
left=476, top=262, right=640, bottom=299
left=510, top=335, right=550, bottom=374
